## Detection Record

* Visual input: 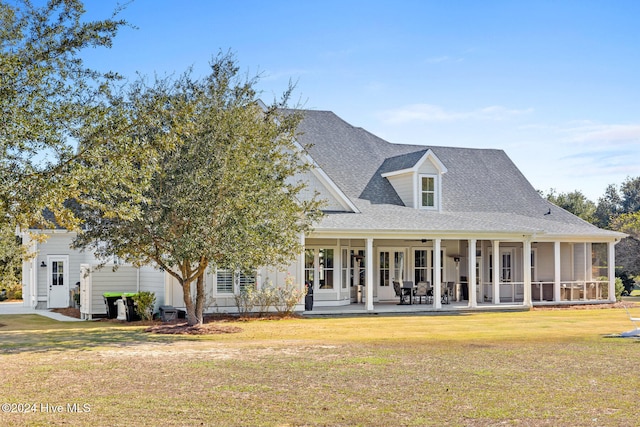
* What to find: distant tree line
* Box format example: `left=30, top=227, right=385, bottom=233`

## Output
left=544, top=176, right=640, bottom=292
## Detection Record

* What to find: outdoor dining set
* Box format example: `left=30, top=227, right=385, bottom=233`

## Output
left=393, top=281, right=455, bottom=305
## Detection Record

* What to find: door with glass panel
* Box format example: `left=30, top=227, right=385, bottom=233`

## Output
left=48, top=256, right=69, bottom=308
left=379, top=249, right=406, bottom=300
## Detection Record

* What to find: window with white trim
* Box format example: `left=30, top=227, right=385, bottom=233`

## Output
left=420, top=175, right=437, bottom=209
left=319, top=248, right=334, bottom=290
left=216, top=269, right=256, bottom=293
left=341, top=248, right=349, bottom=289
left=305, top=248, right=336, bottom=291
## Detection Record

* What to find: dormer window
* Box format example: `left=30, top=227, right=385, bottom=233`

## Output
left=381, top=149, right=447, bottom=211
left=420, top=175, right=436, bottom=208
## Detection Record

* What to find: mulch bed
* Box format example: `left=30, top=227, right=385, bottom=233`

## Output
left=49, top=307, right=297, bottom=334
left=144, top=322, right=243, bottom=335
left=144, top=313, right=300, bottom=335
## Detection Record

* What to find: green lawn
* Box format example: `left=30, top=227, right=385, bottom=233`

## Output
left=1, top=308, right=639, bottom=426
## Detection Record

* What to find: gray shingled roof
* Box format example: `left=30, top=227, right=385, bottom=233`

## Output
left=296, top=109, right=623, bottom=240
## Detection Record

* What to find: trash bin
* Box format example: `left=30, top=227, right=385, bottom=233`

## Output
left=116, top=299, right=127, bottom=321
left=103, top=292, right=123, bottom=319
left=304, top=282, right=313, bottom=311
left=121, top=293, right=141, bottom=322
left=159, top=305, right=177, bottom=322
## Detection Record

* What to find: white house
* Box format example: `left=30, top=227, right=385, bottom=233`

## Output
left=21, top=108, right=626, bottom=316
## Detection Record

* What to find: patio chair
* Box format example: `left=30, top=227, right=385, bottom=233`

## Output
left=414, top=281, right=429, bottom=304
left=441, top=282, right=454, bottom=304
left=393, top=281, right=409, bottom=305
left=624, top=306, right=640, bottom=331
left=447, top=282, right=455, bottom=301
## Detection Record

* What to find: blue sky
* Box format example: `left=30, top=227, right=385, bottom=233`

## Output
left=81, top=0, right=640, bottom=201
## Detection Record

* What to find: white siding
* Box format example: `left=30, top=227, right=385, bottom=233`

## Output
left=534, top=243, right=555, bottom=281
left=573, top=243, right=587, bottom=281
left=386, top=173, right=414, bottom=207
left=34, top=233, right=88, bottom=307
left=293, top=169, right=349, bottom=211
left=139, top=266, right=166, bottom=311
left=88, top=266, right=138, bottom=316
left=418, top=161, right=439, bottom=174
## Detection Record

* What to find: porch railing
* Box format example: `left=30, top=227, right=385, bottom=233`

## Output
left=559, top=281, right=609, bottom=302
left=481, top=280, right=610, bottom=303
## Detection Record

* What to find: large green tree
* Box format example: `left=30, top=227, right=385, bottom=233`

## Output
left=0, top=223, right=25, bottom=295
left=0, top=0, right=133, bottom=231
left=74, top=53, right=323, bottom=326
left=545, top=189, right=596, bottom=223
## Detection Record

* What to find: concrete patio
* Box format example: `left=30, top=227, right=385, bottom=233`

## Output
left=303, top=300, right=529, bottom=316
left=0, top=301, right=83, bottom=321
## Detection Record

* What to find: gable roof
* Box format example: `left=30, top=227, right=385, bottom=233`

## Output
left=295, top=109, right=624, bottom=241
left=381, top=149, right=448, bottom=178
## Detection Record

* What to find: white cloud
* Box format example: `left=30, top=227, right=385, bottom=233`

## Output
left=378, top=103, right=533, bottom=124
left=562, top=123, right=640, bottom=145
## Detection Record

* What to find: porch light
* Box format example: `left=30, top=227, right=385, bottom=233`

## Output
left=40, top=261, right=47, bottom=267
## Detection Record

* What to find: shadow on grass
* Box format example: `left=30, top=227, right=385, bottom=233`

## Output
left=0, top=317, right=206, bottom=355
left=303, top=311, right=472, bottom=319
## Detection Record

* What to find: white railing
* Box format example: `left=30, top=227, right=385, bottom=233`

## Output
left=559, top=281, right=609, bottom=301
left=480, top=280, right=610, bottom=303
left=531, top=282, right=554, bottom=302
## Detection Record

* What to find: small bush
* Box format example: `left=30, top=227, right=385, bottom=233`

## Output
left=1, top=280, right=22, bottom=300
left=132, top=292, right=156, bottom=321
left=272, top=274, right=306, bottom=315
left=234, top=287, right=256, bottom=316
left=614, top=277, right=624, bottom=301
left=253, top=285, right=276, bottom=317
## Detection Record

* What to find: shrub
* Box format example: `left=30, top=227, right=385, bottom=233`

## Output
left=132, top=291, right=156, bottom=321
left=253, top=284, right=276, bottom=317
left=615, top=277, right=625, bottom=301
left=1, top=280, right=22, bottom=300
left=272, top=274, right=306, bottom=315
left=234, top=286, right=256, bottom=317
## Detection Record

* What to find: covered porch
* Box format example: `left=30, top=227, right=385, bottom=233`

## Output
left=302, top=234, right=618, bottom=312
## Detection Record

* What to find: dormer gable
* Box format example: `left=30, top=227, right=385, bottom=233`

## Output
left=381, top=149, right=447, bottom=210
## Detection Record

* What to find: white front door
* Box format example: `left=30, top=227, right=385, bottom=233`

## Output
left=379, top=249, right=406, bottom=300
left=48, top=256, right=69, bottom=308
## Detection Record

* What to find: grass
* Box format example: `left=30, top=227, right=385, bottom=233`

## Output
left=0, top=308, right=639, bottom=426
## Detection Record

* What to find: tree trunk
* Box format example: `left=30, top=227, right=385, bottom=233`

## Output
left=181, top=279, right=201, bottom=327
left=195, top=272, right=205, bottom=324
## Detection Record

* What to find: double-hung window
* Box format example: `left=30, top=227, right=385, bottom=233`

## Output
left=420, top=175, right=437, bottom=209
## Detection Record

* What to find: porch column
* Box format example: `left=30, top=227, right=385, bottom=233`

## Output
left=434, top=238, right=442, bottom=309
left=608, top=241, right=616, bottom=303
left=299, top=233, right=306, bottom=297
left=554, top=241, right=561, bottom=302
left=523, top=238, right=532, bottom=307
left=492, top=240, right=500, bottom=304
left=366, top=237, right=374, bottom=311
left=23, top=234, right=38, bottom=308
left=468, top=239, right=477, bottom=308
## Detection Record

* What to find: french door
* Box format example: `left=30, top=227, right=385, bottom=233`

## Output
left=378, top=249, right=406, bottom=300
